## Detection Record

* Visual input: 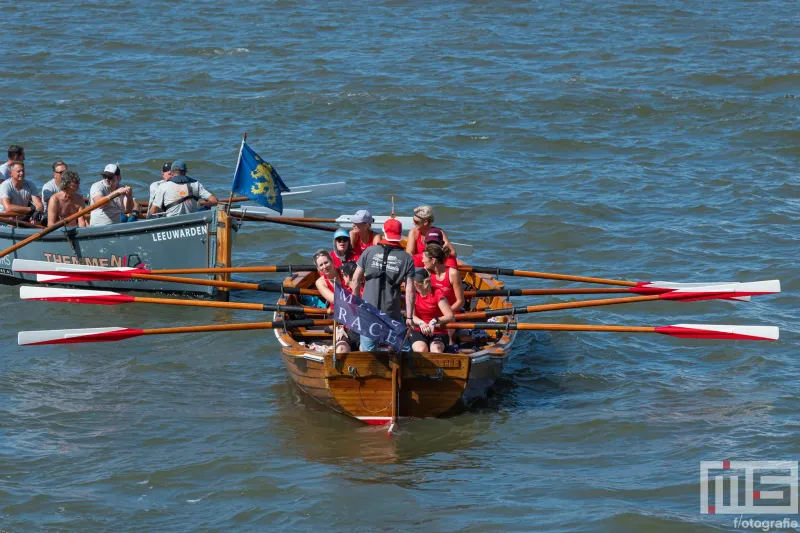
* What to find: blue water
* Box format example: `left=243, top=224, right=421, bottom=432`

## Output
left=1, top=1, right=797, bottom=531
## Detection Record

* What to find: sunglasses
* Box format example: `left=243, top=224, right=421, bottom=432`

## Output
left=335, top=237, right=349, bottom=243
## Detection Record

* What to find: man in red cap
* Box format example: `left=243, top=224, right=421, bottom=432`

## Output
left=350, top=217, right=415, bottom=351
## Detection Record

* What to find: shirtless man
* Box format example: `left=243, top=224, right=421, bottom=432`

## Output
left=0, top=161, right=44, bottom=222
left=47, top=170, right=86, bottom=227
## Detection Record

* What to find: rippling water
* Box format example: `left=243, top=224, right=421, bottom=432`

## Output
left=1, top=1, right=797, bottom=531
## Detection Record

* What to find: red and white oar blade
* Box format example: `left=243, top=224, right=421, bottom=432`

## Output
left=658, top=280, right=781, bottom=302
left=655, top=324, right=779, bottom=341
left=18, top=327, right=145, bottom=346
left=13, top=259, right=146, bottom=277
left=20, top=286, right=135, bottom=305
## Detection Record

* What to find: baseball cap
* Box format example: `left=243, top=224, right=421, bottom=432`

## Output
left=424, top=228, right=444, bottom=244
left=413, top=268, right=430, bottom=282
left=171, top=160, right=187, bottom=172
left=333, top=229, right=350, bottom=240
left=383, top=218, right=402, bottom=242
left=101, top=163, right=121, bottom=178
left=162, top=161, right=172, bottom=172
left=351, top=209, right=374, bottom=224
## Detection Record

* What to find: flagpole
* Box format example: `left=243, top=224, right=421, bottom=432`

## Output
left=226, top=132, right=247, bottom=215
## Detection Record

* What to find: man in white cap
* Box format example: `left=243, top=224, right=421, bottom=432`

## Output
left=148, top=160, right=217, bottom=218
left=349, top=218, right=416, bottom=351
left=89, top=164, right=138, bottom=226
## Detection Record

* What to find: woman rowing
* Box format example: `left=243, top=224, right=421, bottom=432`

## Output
left=410, top=268, right=454, bottom=354
left=313, top=250, right=359, bottom=353
left=406, top=205, right=456, bottom=266
left=331, top=228, right=355, bottom=268
left=413, top=227, right=458, bottom=268
left=349, top=209, right=381, bottom=261
left=422, top=243, right=464, bottom=349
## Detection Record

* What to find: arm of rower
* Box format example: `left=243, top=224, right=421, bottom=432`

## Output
left=47, top=196, right=57, bottom=226
left=449, top=268, right=465, bottom=311
left=405, top=228, right=418, bottom=255
left=405, top=276, right=415, bottom=324
left=350, top=265, right=364, bottom=293
left=371, top=231, right=381, bottom=245
left=437, top=298, right=454, bottom=324
left=31, top=195, right=44, bottom=212
left=1, top=198, right=31, bottom=216
left=315, top=277, right=335, bottom=304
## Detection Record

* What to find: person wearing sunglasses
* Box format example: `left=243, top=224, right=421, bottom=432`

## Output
left=330, top=228, right=356, bottom=268
left=349, top=209, right=381, bottom=261
left=47, top=170, right=86, bottom=227
left=405, top=205, right=456, bottom=266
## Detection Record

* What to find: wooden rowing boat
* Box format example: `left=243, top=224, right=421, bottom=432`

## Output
left=273, top=266, right=517, bottom=424
left=0, top=208, right=235, bottom=298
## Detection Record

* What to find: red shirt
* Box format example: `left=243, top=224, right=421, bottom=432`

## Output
left=414, top=288, right=447, bottom=334
left=351, top=230, right=375, bottom=261
left=330, top=248, right=356, bottom=268
left=430, top=267, right=457, bottom=308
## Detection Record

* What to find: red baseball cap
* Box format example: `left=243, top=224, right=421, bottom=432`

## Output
left=383, top=218, right=403, bottom=242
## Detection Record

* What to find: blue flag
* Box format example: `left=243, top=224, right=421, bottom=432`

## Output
left=231, top=141, right=290, bottom=214
left=334, top=281, right=408, bottom=352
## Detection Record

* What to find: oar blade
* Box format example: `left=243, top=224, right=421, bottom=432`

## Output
left=659, top=280, right=781, bottom=302
left=13, top=259, right=144, bottom=277
left=20, top=286, right=134, bottom=305
left=18, top=327, right=144, bottom=346
left=655, top=324, right=779, bottom=341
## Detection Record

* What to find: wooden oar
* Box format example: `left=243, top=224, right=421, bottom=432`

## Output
left=0, top=190, right=124, bottom=259
left=20, top=286, right=331, bottom=314
left=18, top=319, right=334, bottom=346
left=13, top=259, right=316, bottom=276
left=233, top=212, right=338, bottom=232
left=455, top=281, right=780, bottom=320
left=445, top=322, right=779, bottom=341
left=0, top=216, right=44, bottom=229
left=458, top=266, right=746, bottom=289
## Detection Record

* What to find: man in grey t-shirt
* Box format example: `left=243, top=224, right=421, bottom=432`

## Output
left=89, top=164, right=137, bottom=226
left=351, top=218, right=415, bottom=351
left=0, top=145, right=24, bottom=183
left=0, top=161, right=44, bottom=222
left=148, top=160, right=218, bottom=218
left=42, top=160, right=83, bottom=214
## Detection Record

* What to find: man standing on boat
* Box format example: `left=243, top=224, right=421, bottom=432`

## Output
left=89, top=164, right=139, bottom=226
left=0, top=161, right=44, bottom=222
left=350, top=218, right=416, bottom=351
left=0, top=145, right=25, bottom=182
left=148, top=160, right=218, bottom=218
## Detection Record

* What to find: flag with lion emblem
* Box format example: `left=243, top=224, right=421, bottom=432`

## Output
left=231, top=140, right=290, bottom=214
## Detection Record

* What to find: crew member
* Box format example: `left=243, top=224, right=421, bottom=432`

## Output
left=313, top=250, right=358, bottom=353
left=89, top=164, right=138, bottom=226
left=349, top=209, right=381, bottom=261
left=0, top=145, right=25, bottom=182
left=331, top=228, right=355, bottom=268
left=406, top=205, right=456, bottom=264
left=349, top=218, right=416, bottom=351
left=149, top=160, right=218, bottom=217
left=47, top=170, right=86, bottom=227
left=0, top=162, right=44, bottom=222
left=409, top=268, right=454, bottom=353
left=147, top=161, right=172, bottom=215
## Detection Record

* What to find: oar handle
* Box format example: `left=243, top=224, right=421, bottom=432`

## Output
left=142, top=319, right=332, bottom=335
left=233, top=212, right=338, bottom=232
left=0, top=189, right=125, bottom=259
left=459, top=266, right=638, bottom=287
left=447, top=322, right=656, bottom=333
left=0, top=216, right=44, bottom=229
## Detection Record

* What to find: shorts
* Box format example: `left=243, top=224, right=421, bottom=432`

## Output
left=409, top=329, right=448, bottom=347
left=336, top=326, right=360, bottom=350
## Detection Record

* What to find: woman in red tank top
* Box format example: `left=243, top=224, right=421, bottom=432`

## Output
left=349, top=209, right=381, bottom=261
left=313, top=250, right=358, bottom=353
left=406, top=205, right=457, bottom=263
left=331, top=228, right=356, bottom=268
left=409, top=268, right=454, bottom=353
left=421, top=243, right=464, bottom=311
